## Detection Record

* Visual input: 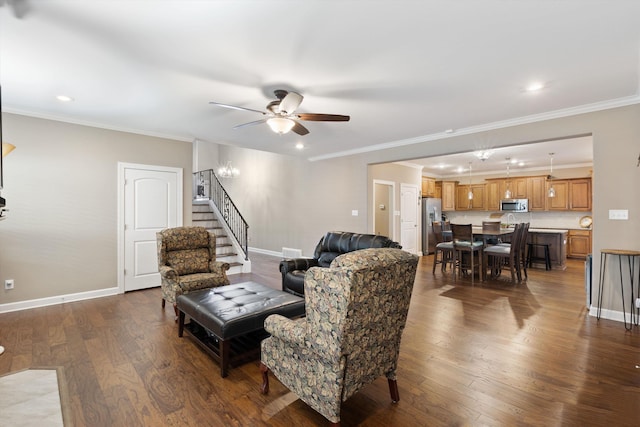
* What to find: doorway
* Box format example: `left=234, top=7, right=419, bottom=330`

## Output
left=373, top=180, right=395, bottom=240
left=400, top=183, right=419, bottom=254
left=117, top=162, right=183, bottom=292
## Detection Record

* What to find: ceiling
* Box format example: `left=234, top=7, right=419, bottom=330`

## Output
left=1, top=1, right=639, bottom=166
left=411, top=135, right=593, bottom=179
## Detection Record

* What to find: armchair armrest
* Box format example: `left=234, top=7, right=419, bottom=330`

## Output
left=158, top=265, right=178, bottom=280
left=210, top=260, right=231, bottom=273
left=264, top=314, right=307, bottom=347
left=279, top=258, right=319, bottom=275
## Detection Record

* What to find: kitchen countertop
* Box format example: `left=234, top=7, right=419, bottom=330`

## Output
left=528, top=228, right=568, bottom=233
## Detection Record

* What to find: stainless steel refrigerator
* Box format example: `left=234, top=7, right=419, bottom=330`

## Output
left=421, top=198, right=442, bottom=255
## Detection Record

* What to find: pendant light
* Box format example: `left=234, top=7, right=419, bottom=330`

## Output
left=504, top=157, right=512, bottom=199
left=547, top=153, right=556, bottom=198
left=467, top=162, right=473, bottom=201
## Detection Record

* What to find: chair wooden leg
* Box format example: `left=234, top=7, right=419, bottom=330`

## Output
left=260, top=362, right=270, bottom=394
left=388, top=378, right=400, bottom=403
left=173, top=304, right=179, bottom=322
left=432, top=250, right=439, bottom=274
left=161, top=298, right=165, bottom=308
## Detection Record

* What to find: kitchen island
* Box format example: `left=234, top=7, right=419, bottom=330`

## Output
left=526, top=228, right=568, bottom=270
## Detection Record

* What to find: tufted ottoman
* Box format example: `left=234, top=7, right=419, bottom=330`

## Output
left=177, top=281, right=305, bottom=377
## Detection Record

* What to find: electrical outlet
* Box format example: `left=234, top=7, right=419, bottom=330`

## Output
left=5, top=279, right=15, bottom=290
left=636, top=298, right=640, bottom=309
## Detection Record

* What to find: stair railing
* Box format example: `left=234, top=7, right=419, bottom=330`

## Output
left=194, top=169, right=249, bottom=260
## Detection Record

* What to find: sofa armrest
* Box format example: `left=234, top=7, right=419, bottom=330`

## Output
left=264, top=314, right=307, bottom=347
left=279, top=258, right=319, bottom=276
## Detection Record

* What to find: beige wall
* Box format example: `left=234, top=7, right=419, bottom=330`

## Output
left=0, top=113, right=192, bottom=305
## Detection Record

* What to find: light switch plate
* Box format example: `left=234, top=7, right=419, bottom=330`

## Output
left=608, top=209, right=629, bottom=220
left=351, top=210, right=358, bottom=216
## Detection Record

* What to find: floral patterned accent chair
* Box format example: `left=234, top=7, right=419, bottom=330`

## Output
left=157, top=226, right=230, bottom=318
left=260, top=248, right=419, bottom=427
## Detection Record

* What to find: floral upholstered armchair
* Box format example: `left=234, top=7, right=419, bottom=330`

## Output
left=260, top=248, right=419, bottom=426
left=156, top=226, right=230, bottom=317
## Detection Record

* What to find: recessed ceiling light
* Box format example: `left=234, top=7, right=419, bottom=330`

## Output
left=526, top=82, right=544, bottom=92
left=518, top=161, right=525, bottom=166
left=56, top=95, right=74, bottom=102
left=295, top=142, right=304, bottom=150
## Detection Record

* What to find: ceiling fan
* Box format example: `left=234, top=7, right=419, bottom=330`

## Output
left=209, top=89, right=350, bottom=136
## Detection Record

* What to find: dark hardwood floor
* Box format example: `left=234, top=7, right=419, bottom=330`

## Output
left=1, top=253, right=639, bottom=426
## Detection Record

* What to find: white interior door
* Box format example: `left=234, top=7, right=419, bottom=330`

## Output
left=119, top=163, right=183, bottom=292
left=400, top=183, right=419, bottom=254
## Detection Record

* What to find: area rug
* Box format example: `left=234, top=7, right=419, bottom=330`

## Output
left=0, top=366, right=71, bottom=426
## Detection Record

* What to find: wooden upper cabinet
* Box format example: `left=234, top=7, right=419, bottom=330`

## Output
left=512, top=177, right=528, bottom=199
left=527, top=176, right=547, bottom=211
left=546, top=180, right=569, bottom=210
left=457, top=184, right=485, bottom=210
left=441, top=181, right=456, bottom=211
left=569, top=178, right=592, bottom=211
left=421, top=177, right=436, bottom=198
left=435, top=182, right=442, bottom=199
left=486, top=179, right=506, bottom=211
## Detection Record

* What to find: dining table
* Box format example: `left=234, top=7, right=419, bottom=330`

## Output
left=471, top=226, right=514, bottom=246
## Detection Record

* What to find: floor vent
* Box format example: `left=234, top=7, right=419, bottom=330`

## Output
left=282, top=247, right=302, bottom=259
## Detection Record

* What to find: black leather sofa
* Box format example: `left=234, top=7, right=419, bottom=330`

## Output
left=279, top=231, right=402, bottom=297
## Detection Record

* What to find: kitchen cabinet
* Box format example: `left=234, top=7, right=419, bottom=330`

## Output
left=485, top=179, right=506, bottom=211
left=422, top=177, right=436, bottom=197
left=527, top=176, right=547, bottom=211
left=434, top=181, right=442, bottom=199
left=512, top=177, right=528, bottom=199
left=568, top=229, right=592, bottom=259
left=546, top=180, right=569, bottom=210
left=456, top=184, right=485, bottom=210
left=569, top=178, right=591, bottom=210
left=546, top=178, right=591, bottom=211
left=440, top=181, right=457, bottom=211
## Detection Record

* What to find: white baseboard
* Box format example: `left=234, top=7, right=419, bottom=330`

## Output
left=0, top=287, right=120, bottom=314
left=588, top=305, right=634, bottom=325
left=249, top=246, right=285, bottom=258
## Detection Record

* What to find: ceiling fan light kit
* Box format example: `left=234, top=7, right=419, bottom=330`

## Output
left=210, top=89, right=350, bottom=136
left=267, top=117, right=295, bottom=134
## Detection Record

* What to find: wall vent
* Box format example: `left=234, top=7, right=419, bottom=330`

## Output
left=282, top=247, right=302, bottom=259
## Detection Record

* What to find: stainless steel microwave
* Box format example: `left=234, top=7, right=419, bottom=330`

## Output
left=500, top=199, right=528, bottom=212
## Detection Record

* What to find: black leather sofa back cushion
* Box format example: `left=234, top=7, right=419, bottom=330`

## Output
left=280, top=231, right=401, bottom=297
left=313, top=231, right=400, bottom=267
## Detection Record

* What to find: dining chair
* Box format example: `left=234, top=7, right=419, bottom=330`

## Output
left=451, top=224, right=484, bottom=285
left=483, top=223, right=525, bottom=283
left=432, top=221, right=454, bottom=274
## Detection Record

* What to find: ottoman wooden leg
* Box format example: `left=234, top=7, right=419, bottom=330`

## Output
left=220, top=339, right=231, bottom=378
left=178, top=310, right=185, bottom=337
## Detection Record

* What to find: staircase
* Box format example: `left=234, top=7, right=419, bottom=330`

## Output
left=192, top=200, right=249, bottom=275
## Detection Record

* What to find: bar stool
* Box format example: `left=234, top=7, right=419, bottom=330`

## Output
left=527, top=243, right=551, bottom=270
left=596, top=249, right=640, bottom=331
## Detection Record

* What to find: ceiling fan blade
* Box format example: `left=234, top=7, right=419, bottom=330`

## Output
left=233, top=119, right=268, bottom=129
left=296, top=113, right=350, bottom=122
left=291, top=121, right=310, bottom=136
left=278, top=91, right=304, bottom=114
left=209, top=101, right=266, bottom=115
